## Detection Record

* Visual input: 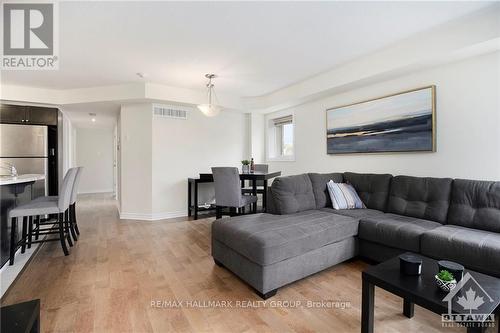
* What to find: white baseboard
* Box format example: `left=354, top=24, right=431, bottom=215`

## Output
left=79, top=189, right=114, bottom=194
left=119, top=210, right=186, bottom=221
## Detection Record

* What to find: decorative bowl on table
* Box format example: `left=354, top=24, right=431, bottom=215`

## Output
left=435, top=270, right=457, bottom=292
left=399, top=253, right=422, bottom=275
left=437, top=260, right=464, bottom=282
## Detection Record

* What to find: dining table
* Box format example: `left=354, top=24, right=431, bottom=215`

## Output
left=188, top=170, right=281, bottom=219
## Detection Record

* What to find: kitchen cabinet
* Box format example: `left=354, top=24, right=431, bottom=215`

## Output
left=25, top=106, right=58, bottom=125
left=0, top=104, right=58, bottom=125
left=0, top=104, right=27, bottom=123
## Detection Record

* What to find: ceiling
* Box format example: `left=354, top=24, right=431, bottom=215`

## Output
left=1, top=2, right=493, bottom=98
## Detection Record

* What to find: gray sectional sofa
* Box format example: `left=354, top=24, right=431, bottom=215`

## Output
left=211, top=172, right=500, bottom=299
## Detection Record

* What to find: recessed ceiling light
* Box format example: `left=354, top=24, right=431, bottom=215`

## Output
left=91, top=118, right=96, bottom=122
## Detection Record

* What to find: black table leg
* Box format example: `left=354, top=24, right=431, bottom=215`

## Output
left=35, top=216, right=40, bottom=240
left=252, top=179, right=257, bottom=213
left=21, top=216, right=27, bottom=253
left=28, top=216, right=33, bottom=249
left=361, top=277, right=374, bottom=333
left=9, top=217, right=17, bottom=265
left=187, top=181, right=192, bottom=217
left=31, top=314, right=40, bottom=333
left=262, top=180, right=268, bottom=212
left=403, top=298, right=414, bottom=318
left=194, top=180, right=198, bottom=220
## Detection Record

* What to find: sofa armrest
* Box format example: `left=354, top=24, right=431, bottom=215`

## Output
left=266, top=187, right=279, bottom=215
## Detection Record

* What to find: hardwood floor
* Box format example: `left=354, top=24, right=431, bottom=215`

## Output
left=1, top=194, right=465, bottom=332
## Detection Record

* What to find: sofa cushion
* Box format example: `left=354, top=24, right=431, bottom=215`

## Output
left=212, top=210, right=358, bottom=266
left=387, top=175, right=453, bottom=223
left=327, top=181, right=366, bottom=209
left=308, top=173, right=343, bottom=209
left=359, top=213, right=441, bottom=252
left=321, top=207, right=385, bottom=219
left=447, top=179, right=500, bottom=233
left=343, top=172, right=392, bottom=211
left=421, top=225, right=500, bottom=277
left=270, top=174, right=316, bottom=214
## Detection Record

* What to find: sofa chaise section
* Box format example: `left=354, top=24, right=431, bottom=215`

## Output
left=320, top=207, right=385, bottom=219
left=212, top=210, right=359, bottom=298
left=212, top=210, right=358, bottom=266
left=212, top=174, right=359, bottom=298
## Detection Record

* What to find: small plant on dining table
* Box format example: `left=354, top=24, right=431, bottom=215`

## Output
left=241, top=160, right=250, bottom=173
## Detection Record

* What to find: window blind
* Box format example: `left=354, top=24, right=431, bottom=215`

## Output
left=272, top=115, right=293, bottom=126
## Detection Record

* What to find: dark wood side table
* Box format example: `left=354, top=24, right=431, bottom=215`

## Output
left=361, top=253, right=500, bottom=333
left=1, top=299, right=40, bottom=333
left=188, top=171, right=281, bottom=219
left=187, top=177, right=217, bottom=220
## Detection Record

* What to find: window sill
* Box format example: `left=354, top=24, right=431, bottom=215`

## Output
left=267, top=156, right=295, bottom=162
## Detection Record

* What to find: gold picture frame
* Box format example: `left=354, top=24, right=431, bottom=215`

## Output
left=326, top=85, right=436, bottom=154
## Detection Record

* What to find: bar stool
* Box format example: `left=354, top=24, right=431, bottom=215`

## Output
left=31, top=167, right=83, bottom=243
left=8, top=168, right=77, bottom=265
left=69, top=167, right=83, bottom=237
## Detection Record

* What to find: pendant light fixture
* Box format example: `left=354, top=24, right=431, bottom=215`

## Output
left=197, top=74, right=221, bottom=117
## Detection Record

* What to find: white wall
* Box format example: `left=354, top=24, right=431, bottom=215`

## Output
left=75, top=127, right=115, bottom=193
left=119, top=104, right=153, bottom=217
left=265, top=51, right=500, bottom=181
left=250, top=113, right=266, bottom=163
left=61, top=112, right=76, bottom=175
left=152, top=107, right=249, bottom=218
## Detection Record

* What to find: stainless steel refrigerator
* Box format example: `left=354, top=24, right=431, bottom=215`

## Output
left=0, top=124, right=48, bottom=197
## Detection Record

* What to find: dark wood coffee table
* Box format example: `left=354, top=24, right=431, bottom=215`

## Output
left=361, top=253, right=500, bottom=333
left=1, top=299, right=40, bottom=333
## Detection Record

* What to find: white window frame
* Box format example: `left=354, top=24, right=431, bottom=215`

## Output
left=266, top=111, right=295, bottom=162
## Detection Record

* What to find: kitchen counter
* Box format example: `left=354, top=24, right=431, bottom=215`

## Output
left=1, top=174, right=45, bottom=268
left=0, top=174, right=45, bottom=186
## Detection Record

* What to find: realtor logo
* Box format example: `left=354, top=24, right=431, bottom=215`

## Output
left=441, top=272, right=496, bottom=329
left=2, top=1, right=58, bottom=69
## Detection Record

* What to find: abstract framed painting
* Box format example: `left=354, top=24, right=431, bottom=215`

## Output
left=326, top=86, right=436, bottom=154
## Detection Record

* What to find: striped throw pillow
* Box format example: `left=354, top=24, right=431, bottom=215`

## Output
left=327, top=181, right=366, bottom=210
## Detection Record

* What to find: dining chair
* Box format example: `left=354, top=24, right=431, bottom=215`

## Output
left=242, top=164, right=268, bottom=193
left=241, top=164, right=268, bottom=211
left=212, top=167, right=257, bottom=219
left=8, top=167, right=78, bottom=265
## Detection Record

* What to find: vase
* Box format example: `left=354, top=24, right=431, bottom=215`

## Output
left=435, top=275, right=457, bottom=292
left=242, top=165, right=250, bottom=173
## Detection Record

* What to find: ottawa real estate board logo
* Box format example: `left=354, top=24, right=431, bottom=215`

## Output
left=441, top=272, right=496, bottom=330
left=2, top=1, right=58, bottom=70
